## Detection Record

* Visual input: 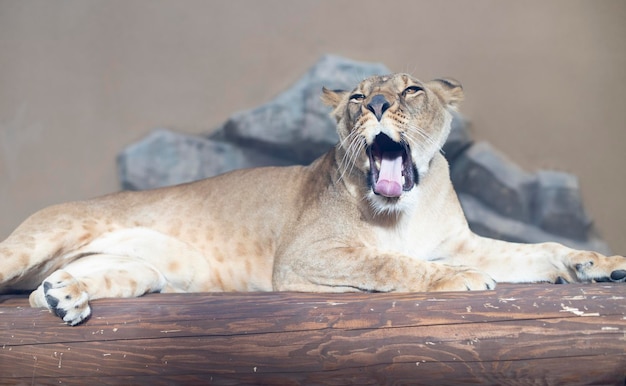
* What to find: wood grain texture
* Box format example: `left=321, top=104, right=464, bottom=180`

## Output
left=1, top=284, right=625, bottom=385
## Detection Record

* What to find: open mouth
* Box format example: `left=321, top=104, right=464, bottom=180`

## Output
left=367, top=133, right=417, bottom=198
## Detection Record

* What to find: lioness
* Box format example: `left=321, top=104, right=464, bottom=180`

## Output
left=1, top=73, right=625, bottom=326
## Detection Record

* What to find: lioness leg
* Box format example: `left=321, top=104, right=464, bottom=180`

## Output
left=0, top=202, right=114, bottom=290
left=274, top=247, right=496, bottom=292
left=29, top=255, right=169, bottom=325
left=444, top=235, right=626, bottom=284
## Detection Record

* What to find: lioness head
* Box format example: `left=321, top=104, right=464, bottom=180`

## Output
left=322, top=73, right=463, bottom=212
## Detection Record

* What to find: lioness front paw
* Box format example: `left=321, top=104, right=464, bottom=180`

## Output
left=570, top=253, right=626, bottom=283
left=30, top=270, right=91, bottom=326
left=429, top=267, right=496, bottom=292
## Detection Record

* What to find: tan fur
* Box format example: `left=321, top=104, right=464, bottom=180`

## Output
left=1, top=73, right=625, bottom=326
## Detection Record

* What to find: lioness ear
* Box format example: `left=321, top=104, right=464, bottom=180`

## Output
left=427, top=78, right=464, bottom=108
left=321, top=87, right=348, bottom=108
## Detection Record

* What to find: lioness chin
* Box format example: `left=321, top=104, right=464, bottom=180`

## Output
left=1, top=73, right=625, bottom=326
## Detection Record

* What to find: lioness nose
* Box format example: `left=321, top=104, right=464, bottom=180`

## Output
left=367, top=94, right=391, bottom=121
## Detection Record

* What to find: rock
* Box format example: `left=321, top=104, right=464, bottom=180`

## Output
left=449, top=143, right=604, bottom=249
left=450, top=141, right=537, bottom=223
left=211, top=55, right=391, bottom=164
left=117, top=55, right=612, bottom=254
left=458, top=193, right=611, bottom=255
left=532, top=170, right=592, bottom=240
left=117, top=129, right=292, bottom=190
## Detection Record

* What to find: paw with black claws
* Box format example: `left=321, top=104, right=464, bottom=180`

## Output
left=29, top=270, right=91, bottom=326
left=570, top=253, right=626, bottom=284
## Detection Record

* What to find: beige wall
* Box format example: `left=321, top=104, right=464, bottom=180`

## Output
left=1, top=0, right=625, bottom=254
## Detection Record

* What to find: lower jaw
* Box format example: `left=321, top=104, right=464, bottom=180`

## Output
left=366, top=191, right=408, bottom=215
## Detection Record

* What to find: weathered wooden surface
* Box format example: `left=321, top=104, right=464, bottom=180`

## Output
left=1, top=284, right=625, bottom=385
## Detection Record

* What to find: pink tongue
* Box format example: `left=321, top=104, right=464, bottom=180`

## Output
left=374, top=151, right=403, bottom=197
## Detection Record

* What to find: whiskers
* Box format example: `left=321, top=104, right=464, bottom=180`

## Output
left=400, top=123, right=443, bottom=155
left=336, top=129, right=367, bottom=184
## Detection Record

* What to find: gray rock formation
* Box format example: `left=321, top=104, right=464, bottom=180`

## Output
left=451, top=141, right=537, bottom=223
left=210, top=54, right=390, bottom=164
left=117, top=129, right=293, bottom=191
left=450, top=143, right=608, bottom=253
left=117, top=55, right=611, bottom=254
left=533, top=170, right=593, bottom=241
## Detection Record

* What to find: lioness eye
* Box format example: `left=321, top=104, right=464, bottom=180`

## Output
left=402, top=86, right=423, bottom=96
left=349, top=93, right=365, bottom=103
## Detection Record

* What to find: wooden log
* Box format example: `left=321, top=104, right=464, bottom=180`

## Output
left=1, top=284, right=625, bottom=385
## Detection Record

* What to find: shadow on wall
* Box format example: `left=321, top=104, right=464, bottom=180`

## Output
left=117, top=55, right=610, bottom=255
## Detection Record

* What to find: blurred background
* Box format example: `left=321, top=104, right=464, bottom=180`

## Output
left=1, top=0, right=624, bottom=254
